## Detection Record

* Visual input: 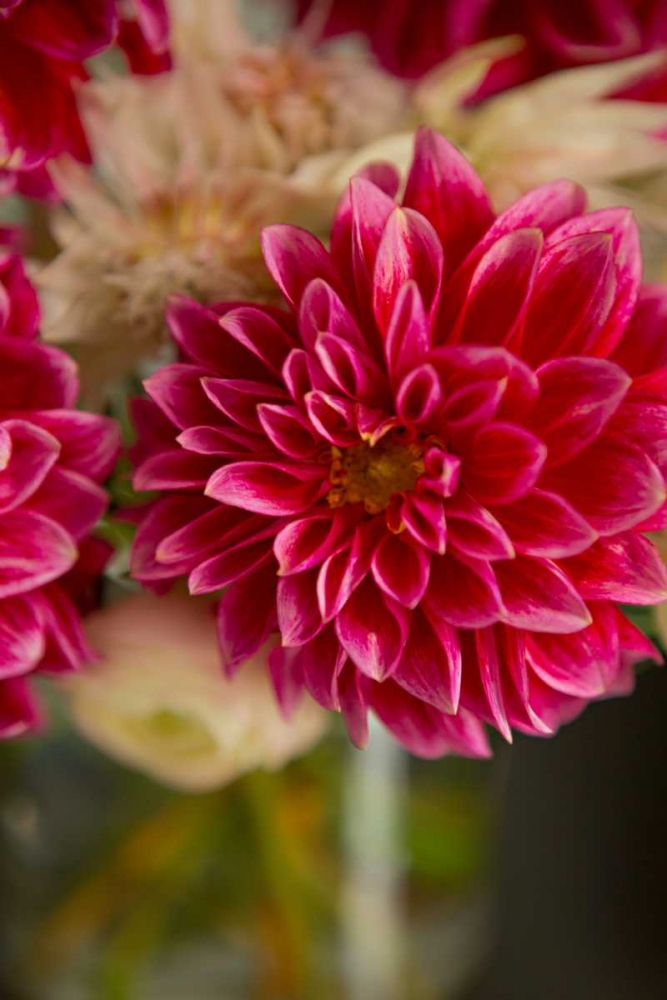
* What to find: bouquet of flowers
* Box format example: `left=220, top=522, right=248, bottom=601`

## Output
left=3, top=1, right=667, bottom=995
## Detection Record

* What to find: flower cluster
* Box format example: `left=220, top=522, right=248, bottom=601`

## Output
left=0, top=245, right=119, bottom=737
left=0, top=0, right=170, bottom=198
left=130, top=128, right=666, bottom=757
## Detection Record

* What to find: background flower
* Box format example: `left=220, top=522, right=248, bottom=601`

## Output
left=326, top=45, right=667, bottom=232
left=0, top=0, right=170, bottom=199
left=37, top=0, right=407, bottom=397
left=0, top=249, right=120, bottom=737
left=293, top=0, right=667, bottom=92
left=65, top=592, right=329, bottom=791
left=130, top=129, right=666, bottom=757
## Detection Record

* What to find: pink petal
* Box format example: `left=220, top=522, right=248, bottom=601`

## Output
left=0, top=419, right=60, bottom=512
left=268, top=645, right=306, bottom=718
left=534, top=357, right=630, bottom=466
left=464, top=423, right=546, bottom=504
left=0, top=677, right=41, bottom=739
left=335, top=576, right=409, bottom=681
left=189, top=536, right=275, bottom=595
left=384, top=280, right=430, bottom=386
left=392, top=607, right=461, bottom=713
left=0, top=338, right=78, bottom=410
left=217, top=565, right=277, bottom=674
left=144, top=364, right=219, bottom=430
left=495, top=557, right=592, bottom=634
left=401, top=491, right=448, bottom=554
left=520, top=233, right=615, bottom=365
left=274, top=509, right=358, bottom=576
left=277, top=568, right=325, bottom=646
left=454, top=228, right=543, bottom=347
left=446, top=492, right=515, bottom=561
left=134, top=449, right=218, bottom=492
left=27, top=410, right=120, bottom=481
left=563, top=533, right=667, bottom=604
left=317, top=518, right=384, bottom=621
left=156, top=503, right=252, bottom=566
left=395, top=363, right=442, bottom=428
left=257, top=403, right=320, bottom=459
left=545, top=208, right=640, bottom=358
left=27, top=468, right=107, bottom=541
left=491, top=489, right=596, bottom=558
left=298, top=278, right=364, bottom=353
left=130, top=496, right=212, bottom=583
left=337, top=661, right=369, bottom=748
left=219, top=305, right=296, bottom=379
left=206, top=460, right=327, bottom=515
left=542, top=435, right=666, bottom=534
left=402, top=127, right=493, bottom=276
left=0, top=595, right=45, bottom=679
left=425, top=554, right=503, bottom=628
left=0, top=510, right=77, bottom=599
left=315, top=332, right=387, bottom=403
left=371, top=532, right=430, bottom=609
left=177, top=424, right=265, bottom=458
left=373, top=207, right=443, bottom=335
left=199, top=377, right=286, bottom=432
left=261, top=225, right=340, bottom=308
left=368, top=680, right=491, bottom=759
left=460, top=629, right=512, bottom=742
left=526, top=604, right=619, bottom=698
left=304, top=390, right=359, bottom=446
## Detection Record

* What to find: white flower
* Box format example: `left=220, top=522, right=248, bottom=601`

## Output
left=39, top=0, right=407, bottom=396
left=64, top=593, right=328, bottom=791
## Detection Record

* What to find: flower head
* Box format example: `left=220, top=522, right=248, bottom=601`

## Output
left=38, top=5, right=407, bottom=396
left=0, top=248, right=120, bottom=738
left=0, top=0, right=170, bottom=198
left=65, top=593, right=328, bottom=791
left=131, top=128, right=665, bottom=757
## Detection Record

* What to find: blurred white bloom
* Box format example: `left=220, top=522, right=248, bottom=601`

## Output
left=39, top=0, right=407, bottom=396
left=65, top=593, right=328, bottom=792
left=332, top=43, right=667, bottom=221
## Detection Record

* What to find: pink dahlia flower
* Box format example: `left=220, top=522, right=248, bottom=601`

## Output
left=131, top=128, right=665, bottom=758
left=295, top=0, right=667, bottom=94
left=0, top=247, right=120, bottom=737
left=0, top=0, right=170, bottom=198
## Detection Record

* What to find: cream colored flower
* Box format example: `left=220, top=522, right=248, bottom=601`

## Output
left=332, top=42, right=667, bottom=223
left=64, top=593, right=328, bottom=792
left=39, top=0, right=407, bottom=397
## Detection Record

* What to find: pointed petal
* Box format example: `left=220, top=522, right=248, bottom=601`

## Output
left=371, top=532, right=430, bottom=609
left=335, top=577, right=409, bottom=681
left=206, top=461, right=328, bottom=515
left=403, top=127, right=493, bottom=275
left=496, top=557, right=592, bottom=634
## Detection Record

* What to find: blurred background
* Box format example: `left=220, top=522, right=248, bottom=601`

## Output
left=1, top=661, right=666, bottom=999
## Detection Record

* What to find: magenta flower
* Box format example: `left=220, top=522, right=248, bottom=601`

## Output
left=295, top=0, right=667, bottom=94
left=0, top=248, right=120, bottom=737
left=131, top=128, right=666, bottom=758
left=0, top=0, right=170, bottom=198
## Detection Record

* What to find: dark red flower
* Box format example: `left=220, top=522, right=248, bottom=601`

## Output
left=295, top=0, right=667, bottom=95
left=0, top=0, right=170, bottom=198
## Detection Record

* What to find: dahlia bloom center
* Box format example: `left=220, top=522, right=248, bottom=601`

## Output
left=328, top=433, right=429, bottom=514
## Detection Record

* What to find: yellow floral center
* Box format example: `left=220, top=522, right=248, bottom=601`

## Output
left=328, top=437, right=425, bottom=514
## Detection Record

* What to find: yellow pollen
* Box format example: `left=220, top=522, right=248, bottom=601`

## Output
left=328, top=437, right=425, bottom=514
